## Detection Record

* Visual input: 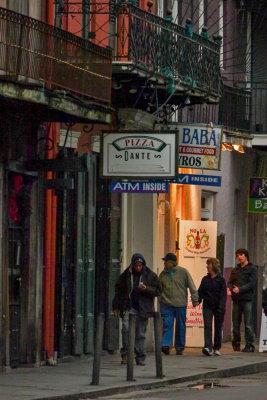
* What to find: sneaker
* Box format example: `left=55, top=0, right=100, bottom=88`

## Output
left=213, top=350, right=221, bottom=356
left=121, top=356, right=127, bottom=365
left=242, top=344, right=255, bottom=353
left=176, top=349, right=183, bottom=355
left=161, top=346, right=170, bottom=355
left=202, top=347, right=212, bottom=356
left=136, top=360, right=146, bottom=366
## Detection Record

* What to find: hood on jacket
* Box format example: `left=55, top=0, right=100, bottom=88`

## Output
left=130, top=253, right=146, bottom=268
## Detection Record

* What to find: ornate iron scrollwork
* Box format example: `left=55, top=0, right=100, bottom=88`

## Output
left=16, top=134, right=55, bottom=160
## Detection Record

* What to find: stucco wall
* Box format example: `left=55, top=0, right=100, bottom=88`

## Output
left=201, top=147, right=266, bottom=340
left=201, top=148, right=262, bottom=268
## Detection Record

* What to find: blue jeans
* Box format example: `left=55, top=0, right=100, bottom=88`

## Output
left=120, top=309, right=148, bottom=362
left=232, top=301, right=254, bottom=347
left=160, top=302, right=186, bottom=351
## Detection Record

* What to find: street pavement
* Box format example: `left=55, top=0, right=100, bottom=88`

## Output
left=95, top=372, right=267, bottom=400
left=0, top=343, right=267, bottom=400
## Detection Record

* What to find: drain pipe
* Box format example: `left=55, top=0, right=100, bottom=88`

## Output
left=43, top=0, right=57, bottom=365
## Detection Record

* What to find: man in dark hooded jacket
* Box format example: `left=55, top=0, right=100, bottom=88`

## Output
left=112, top=253, right=161, bottom=366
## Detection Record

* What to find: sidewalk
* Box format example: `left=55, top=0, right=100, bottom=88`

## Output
left=0, top=344, right=267, bottom=400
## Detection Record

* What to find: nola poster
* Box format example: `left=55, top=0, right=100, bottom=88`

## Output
left=179, top=221, right=217, bottom=258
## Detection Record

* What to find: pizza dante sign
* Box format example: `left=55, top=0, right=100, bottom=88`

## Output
left=102, top=132, right=178, bottom=178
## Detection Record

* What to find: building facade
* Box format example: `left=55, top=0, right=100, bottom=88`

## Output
left=0, top=0, right=112, bottom=367
left=0, top=0, right=266, bottom=367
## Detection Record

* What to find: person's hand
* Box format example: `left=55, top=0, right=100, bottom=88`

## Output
left=232, top=285, right=240, bottom=294
left=113, top=309, right=119, bottom=317
left=138, top=284, right=147, bottom=291
left=227, top=288, right=232, bottom=296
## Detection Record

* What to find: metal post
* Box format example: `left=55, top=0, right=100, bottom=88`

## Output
left=91, top=313, right=104, bottom=385
left=127, top=313, right=136, bottom=381
left=154, top=312, right=164, bottom=378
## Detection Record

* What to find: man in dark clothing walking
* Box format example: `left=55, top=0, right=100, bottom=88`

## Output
left=112, top=253, right=161, bottom=365
left=227, top=248, right=257, bottom=352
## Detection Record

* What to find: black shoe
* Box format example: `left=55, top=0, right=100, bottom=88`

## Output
left=136, top=360, right=145, bottom=366
left=176, top=349, right=183, bottom=355
left=121, top=356, right=127, bottom=365
left=232, top=343, right=241, bottom=351
left=161, top=346, right=170, bottom=355
left=242, top=345, right=255, bottom=353
left=233, top=346, right=240, bottom=351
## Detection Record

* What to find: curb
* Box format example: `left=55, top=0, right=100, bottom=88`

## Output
left=34, top=360, right=267, bottom=400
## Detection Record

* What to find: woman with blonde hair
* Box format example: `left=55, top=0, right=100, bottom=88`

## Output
left=198, top=258, right=227, bottom=356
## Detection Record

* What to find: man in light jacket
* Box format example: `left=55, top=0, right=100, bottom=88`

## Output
left=159, top=253, right=199, bottom=355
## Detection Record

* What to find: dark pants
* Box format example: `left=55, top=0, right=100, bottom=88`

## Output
left=120, top=309, right=148, bottom=362
left=203, top=308, right=225, bottom=351
left=232, top=301, right=254, bottom=347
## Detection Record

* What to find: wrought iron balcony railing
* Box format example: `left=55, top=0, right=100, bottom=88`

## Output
left=0, top=7, right=112, bottom=104
left=219, top=85, right=251, bottom=132
left=115, top=4, right=221, bottom=97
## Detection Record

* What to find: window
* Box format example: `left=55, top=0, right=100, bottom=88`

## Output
left=157, top=0, right=164, bottom=18
left=201, top=191, right=214, bottom=221
left=7, top=0, right=28, bottom=14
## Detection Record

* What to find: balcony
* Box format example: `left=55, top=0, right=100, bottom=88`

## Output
left=251, top=83, right=267, bottom=148
left=219, top=85, right=253, bottom=148
left=219, top=85, right=251, bottom=132
left=0, top=7, right=112, bottom=106
left=112, top=4, right=221, bottom=108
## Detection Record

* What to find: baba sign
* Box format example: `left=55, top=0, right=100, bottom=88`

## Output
left=156, top=123, right=223, bottom=170
left=178, top=124, right=222, bottom=170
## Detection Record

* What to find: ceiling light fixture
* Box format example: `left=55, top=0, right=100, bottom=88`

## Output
left=112, top=82, right=122, bottom=90
left=185, top=96, right=191, bottom=105
left=233, top=144, right=245, bottom=153
left=222, top=142, right=233, bottom=151
left=129, top=86, right=137, bottom=94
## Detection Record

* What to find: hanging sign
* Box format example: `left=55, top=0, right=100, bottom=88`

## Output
left=156, top=123, right=222, bottom=170
left=102, top=131, right=178, bottom=178
left=178, top=124, right=222, bottom=170
left=171, top=174, right=222, bottom=186
left=110, top=180, right=168, bottom=193
left=248, top=177, right=267, bottom=213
